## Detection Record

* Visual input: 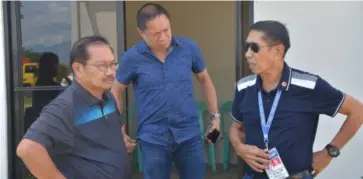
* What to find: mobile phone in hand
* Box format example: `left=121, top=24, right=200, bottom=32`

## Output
left=207, top=129, right=220, bottom=143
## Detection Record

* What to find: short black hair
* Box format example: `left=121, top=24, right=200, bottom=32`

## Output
left=136, top=3, right=170, bottom=31
left=70, top=35, right=111, bottom=68
left=249, top=20, right=291, bottom=56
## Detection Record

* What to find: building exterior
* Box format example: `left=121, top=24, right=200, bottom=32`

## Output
left=0, top=1, right=362, bottom=179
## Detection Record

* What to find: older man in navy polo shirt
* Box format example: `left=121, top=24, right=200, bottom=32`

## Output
left=17, top=36, right=130, bottom=179
left=230, top=20, right=363, bottom=179
left=111, top=3, right=220, bottom=179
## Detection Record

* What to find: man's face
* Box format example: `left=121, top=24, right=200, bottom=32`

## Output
left=139, top=14, right=172, bottom=50
left=79, top=44, right=116, bottom=90
left=245, top=30, right=279, bottom=74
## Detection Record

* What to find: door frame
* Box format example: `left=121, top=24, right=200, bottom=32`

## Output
left=235, top=1, right=254, bottom=178
left=235, top=1, right=254, bottom=80
left=1, top=2, right=14, bottom=179
left=3, top=2, right=23, bottom=178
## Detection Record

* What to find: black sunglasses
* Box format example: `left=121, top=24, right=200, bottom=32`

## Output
left=244, top=42, right=279, bottom=53
left=244, top=42, right=262, bottom=53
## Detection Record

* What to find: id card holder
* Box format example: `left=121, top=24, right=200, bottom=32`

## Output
left=265, top=148, right=289, bottom=179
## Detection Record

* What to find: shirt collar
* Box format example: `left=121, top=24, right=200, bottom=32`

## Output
left=138, top=36, right=179, bottom=54
left=255, top=62, right=292, bottom=92
left=72, top=80, right=110, bottom=106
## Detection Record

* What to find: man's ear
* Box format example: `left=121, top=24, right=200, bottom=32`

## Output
left=72, top=62, right=83, bottom=76
left=137, top=27, right=147, bottom=40
left=275, top=44, right=285, bottom=58
left=137, top=27, right=144, bottom=36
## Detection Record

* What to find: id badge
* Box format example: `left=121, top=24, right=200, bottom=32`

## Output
left=265, top=148, right=289, bottom=179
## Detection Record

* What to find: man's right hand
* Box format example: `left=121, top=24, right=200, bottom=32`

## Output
left=123, top=135, right=137, bottom=153
left=236, top=144, right=271, bottom=173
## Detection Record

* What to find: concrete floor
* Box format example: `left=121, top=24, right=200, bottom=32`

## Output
left=131, top=164, right=239, bottom=179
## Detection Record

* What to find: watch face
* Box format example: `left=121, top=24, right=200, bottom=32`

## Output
left=329, top=148, right=339, bottom=157
left=210, top=114, right=221, bottom=119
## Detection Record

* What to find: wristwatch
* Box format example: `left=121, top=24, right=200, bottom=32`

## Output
left=209, top=113, right=221, bottom=120
left=325, top=144, right=340, bottom=158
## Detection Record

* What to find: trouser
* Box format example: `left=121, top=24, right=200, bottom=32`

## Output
left=243, top=170, right=313, bottom=179
left=139, top=135, right=205, bottom=179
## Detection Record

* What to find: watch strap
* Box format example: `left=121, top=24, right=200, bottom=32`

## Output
left=209, top=113, right=221, bottom=119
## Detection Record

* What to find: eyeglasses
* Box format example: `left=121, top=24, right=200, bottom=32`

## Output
left=86, top=62, right=119, bottom=72
left=244, top=42, right=279, bottom=53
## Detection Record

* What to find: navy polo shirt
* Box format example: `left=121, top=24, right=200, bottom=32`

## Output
left=23, top=80, right=130, bottom=179
left=116, top=36, right=206, bottom=146
left=231, top=63, right=345, bottom=177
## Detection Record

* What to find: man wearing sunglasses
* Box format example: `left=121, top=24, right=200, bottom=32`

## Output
left=229, top=20, right=363, bottom=179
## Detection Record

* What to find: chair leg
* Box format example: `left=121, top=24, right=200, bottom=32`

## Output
left=132, top=150, right=137, bottom=166
left=208, top=143, right=216, bottom=171
left=131, top=136, right=137, bottom=166
left=197, top=110, right=208, bottom=166
left=223, top=136, right=230, bottom=171
left=198, top=111, right=205, bottom=138
left=137, top=145, right=143, bottom=172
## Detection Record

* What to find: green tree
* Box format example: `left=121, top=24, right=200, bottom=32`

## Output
left=23, top=48, right=41, bottom=62
left=56, top=63, right=71, bottom=83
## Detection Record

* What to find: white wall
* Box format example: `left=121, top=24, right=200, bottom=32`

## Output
left=0, top=2, right=9, bottom=179
left=255, top=2, right=363, bottom=179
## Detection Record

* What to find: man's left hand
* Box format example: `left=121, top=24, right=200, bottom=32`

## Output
left=312, top=149, right=333, bottom=177
left=206, top=117, right=221, bottom=143
left=121, top=126, right=137, bottom=153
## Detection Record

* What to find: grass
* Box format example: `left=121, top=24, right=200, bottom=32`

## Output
left=24, top=97, right=32, bottom=106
